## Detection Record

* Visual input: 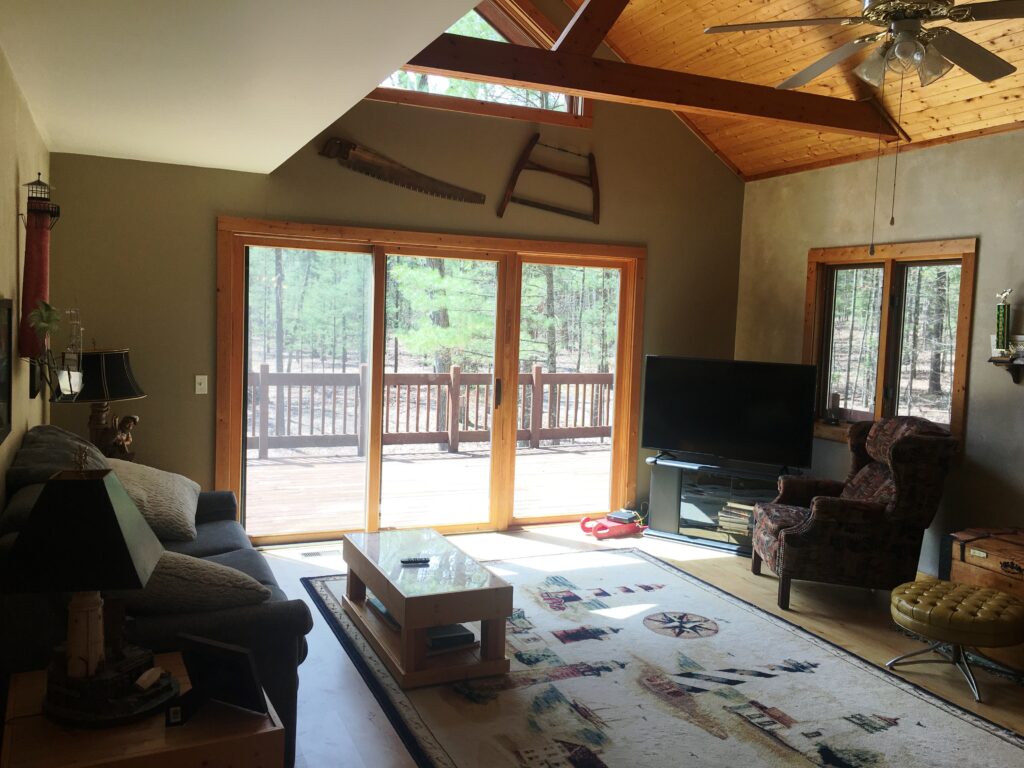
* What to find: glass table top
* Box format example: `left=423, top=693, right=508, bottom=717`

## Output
left=344, top=529, right=508, bottom=597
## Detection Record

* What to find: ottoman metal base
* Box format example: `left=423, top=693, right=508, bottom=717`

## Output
left=886, top=642, right=980, bottom=702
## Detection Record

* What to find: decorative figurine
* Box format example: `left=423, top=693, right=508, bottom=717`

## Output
left=111, top=415, right=139, bottom=459
left=996, top=288, right=1013, bottom=354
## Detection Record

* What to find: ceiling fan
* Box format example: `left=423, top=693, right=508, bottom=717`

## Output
left=705, top=0, right=1024, bottom=89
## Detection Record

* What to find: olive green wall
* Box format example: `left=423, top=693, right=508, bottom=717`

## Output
left=50, top=97, right=744, bottom=498
left=735, top=129, right=1024, bottom=574
left=0, top=47, right=48, bottom=499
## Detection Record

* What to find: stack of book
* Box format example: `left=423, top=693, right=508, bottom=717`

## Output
left=426, top=624, right=478, bottom=656
left=718, top=502, right=755, bottom=536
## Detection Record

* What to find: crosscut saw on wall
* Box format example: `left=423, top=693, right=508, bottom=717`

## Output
left=319, top=138, right=485, bottom=204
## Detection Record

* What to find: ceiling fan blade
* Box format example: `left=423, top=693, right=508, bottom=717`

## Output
left=705, top=17, right=863, bottom=34
left=777, top=33, right=884, bottom=89
left=953, top=0, right=1024, bottom=21
left=929, top=28, right=1017, bottom=81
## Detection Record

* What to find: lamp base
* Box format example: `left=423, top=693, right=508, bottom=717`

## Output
left=44, top=644, right=179, bottom=727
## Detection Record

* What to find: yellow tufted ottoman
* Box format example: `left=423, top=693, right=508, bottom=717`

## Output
left=887, top=579, right=1024, bottom=701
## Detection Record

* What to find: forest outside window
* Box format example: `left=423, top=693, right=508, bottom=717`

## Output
left=804, top=240, right=976, bottom=438
left=369, top=5, right=592, bottom=129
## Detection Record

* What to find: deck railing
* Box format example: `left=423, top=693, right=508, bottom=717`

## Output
left=246, top=363, right=613, bottom=458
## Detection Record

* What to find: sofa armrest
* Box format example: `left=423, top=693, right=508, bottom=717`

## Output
left=126, top=597, right=313, bottom=651
left=195, top=491, right=238, bottom=525
left=775, top=476, right=845, bottom=507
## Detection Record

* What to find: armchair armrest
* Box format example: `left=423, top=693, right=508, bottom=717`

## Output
left=195, top=491, right=238, bottom=525
left=775, top=476, right=845, bottom=507
left=806, top=496, right=890, bottom=526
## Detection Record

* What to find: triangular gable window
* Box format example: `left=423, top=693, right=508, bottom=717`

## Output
left=372, top=3, right=590, bottom=128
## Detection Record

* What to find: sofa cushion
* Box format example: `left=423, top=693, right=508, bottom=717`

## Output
left=119, top=551, right=270, bottom=615
left=0, top=485, right=43, bottom=536
left=163, top=519, right=252, bottom=558
left=108, top=459, right=199, bottom=542
left=205, top=548, right=280, bottom=590
left=6, top=426, right=108, bottom=496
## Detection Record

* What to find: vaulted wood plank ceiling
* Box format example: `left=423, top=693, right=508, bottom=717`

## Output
left=569, top=0, right=1024, bottom=178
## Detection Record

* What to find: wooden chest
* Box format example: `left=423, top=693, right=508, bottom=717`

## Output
left=949, top=528, right=1024, bottom=600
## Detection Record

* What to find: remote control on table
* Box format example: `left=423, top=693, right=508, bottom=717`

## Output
left=401, top=557, right=430, bottom=566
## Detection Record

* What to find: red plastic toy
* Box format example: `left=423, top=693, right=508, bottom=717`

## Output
left=580, top=515, right=647, bottom=540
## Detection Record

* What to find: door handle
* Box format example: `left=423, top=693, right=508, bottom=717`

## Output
left=494, top=378, right=502, bottom=407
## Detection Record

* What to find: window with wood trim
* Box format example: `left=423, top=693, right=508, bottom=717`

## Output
left=368, top=2, right=592, bottom=129
left=804, top=240, right=976, bottom=437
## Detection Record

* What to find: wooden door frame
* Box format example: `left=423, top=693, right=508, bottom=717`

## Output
left=216, top=216, right=645, bottom=541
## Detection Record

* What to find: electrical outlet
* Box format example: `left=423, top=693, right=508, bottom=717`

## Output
left=195, top=375, right=208, bottom=395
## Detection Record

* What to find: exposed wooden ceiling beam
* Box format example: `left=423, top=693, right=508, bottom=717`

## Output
left=408, top=34, right=900, bottom=140
left=553, top=0, right=630, bottom=56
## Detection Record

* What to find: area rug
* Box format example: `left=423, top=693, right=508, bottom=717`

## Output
left=302, top=549, right=1024, bottom=767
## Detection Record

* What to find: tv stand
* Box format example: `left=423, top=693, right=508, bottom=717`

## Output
left=644, top=456, right=781, bottom=556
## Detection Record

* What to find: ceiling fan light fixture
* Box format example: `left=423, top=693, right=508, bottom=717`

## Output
left=854, top=44, right=890, bottom=87
left=918, top=42, right=954, bottom=86
left=886, top=31, right=926, bottom=74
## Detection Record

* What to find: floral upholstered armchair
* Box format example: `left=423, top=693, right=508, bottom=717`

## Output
left=751, top=417, right=958, bottom=610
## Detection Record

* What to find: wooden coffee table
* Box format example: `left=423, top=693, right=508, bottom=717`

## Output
left=341, top=528, right=512, bottom=688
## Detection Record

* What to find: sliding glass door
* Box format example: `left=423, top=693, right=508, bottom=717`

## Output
left=378, top=252, right=499, bottom=529
left=243, top=246, right=373, bottom=539
left=512, top=262, right=622, bottom=521
left=219, top=219, right=644, bottom=543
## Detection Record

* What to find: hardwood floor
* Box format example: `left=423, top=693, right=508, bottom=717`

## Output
left=263, top=524, right=1024, bottom=768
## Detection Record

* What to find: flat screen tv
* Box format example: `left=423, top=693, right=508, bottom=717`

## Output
left=642, top=356, right=816, bottom=468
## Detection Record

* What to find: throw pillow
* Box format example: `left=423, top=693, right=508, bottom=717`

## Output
left=6, top=425, right=109, bottom=496
left=108, top=459, right=200, bottom=542
left=119, top=551, right=271, bottom=614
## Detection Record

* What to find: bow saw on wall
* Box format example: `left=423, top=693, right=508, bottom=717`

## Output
left=705, top=0, right=1023, bottom=89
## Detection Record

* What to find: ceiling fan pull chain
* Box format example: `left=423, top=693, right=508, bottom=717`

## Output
left=869, top=78, right=888, bottom=256
left=889, top=73, right=907, bottom=227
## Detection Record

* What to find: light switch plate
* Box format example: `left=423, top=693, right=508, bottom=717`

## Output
left=195, top=375, right=208, bottom=395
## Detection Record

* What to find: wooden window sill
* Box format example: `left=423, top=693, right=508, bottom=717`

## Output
left=813, top=420, right=851, bottom=443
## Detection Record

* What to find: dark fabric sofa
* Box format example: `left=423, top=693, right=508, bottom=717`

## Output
left=0, top=426, right=312, bottom=767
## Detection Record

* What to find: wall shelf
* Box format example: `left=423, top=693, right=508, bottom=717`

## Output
left=989, top=357, right=1023, bottom=383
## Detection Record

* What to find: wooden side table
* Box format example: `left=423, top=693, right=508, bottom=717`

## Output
left=2, top=653, right=284, bottom=768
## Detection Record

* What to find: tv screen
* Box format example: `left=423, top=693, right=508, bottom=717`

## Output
left=641, top=356, right=816, bottom=468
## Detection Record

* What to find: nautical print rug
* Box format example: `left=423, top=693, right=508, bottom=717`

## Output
left=302, top=549, right=1024, bottom=768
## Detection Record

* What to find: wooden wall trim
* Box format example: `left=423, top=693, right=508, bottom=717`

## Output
left=807, top=239, right=978, bottom=263
left=366, top=87, right=593, bottom=129
left=216, top=217, right=646, bottom=260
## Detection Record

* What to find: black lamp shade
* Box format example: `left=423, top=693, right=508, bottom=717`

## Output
left=9, top=469, right=163, bottom=592
left=75, top=350, right=146, bottom=403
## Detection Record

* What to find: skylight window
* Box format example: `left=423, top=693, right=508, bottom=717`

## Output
left=380, top=10, right=571, bottom=114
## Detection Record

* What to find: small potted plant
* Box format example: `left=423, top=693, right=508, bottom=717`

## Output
left=28, top=300, right=83, bottom=401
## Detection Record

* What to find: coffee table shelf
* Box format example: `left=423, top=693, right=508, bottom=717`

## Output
left=341, top=529, right=512, bottom=689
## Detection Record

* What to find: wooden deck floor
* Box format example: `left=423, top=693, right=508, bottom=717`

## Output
left=243, top=444, right=612, bottom=537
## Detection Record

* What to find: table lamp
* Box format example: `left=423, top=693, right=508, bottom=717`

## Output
left=8, top=467, right=176, bottom=725
left=73, top=349, right=147, bottom=459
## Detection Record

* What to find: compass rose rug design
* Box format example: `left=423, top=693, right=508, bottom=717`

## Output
left=303, top=548, right=1024, bottom=768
